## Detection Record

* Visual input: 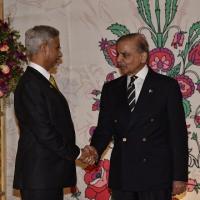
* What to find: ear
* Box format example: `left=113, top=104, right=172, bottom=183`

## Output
left=40, top=42, right=48, bottom=56
left=140, top=52, right=148, bottom=64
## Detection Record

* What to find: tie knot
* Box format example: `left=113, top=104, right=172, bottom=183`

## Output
left=129, top=75, right=137, bottom=87
left=130, top=75, right=137, bottom=83
left=49, top=75, right=58, bottom=89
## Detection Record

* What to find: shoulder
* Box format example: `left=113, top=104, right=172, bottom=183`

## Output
left=149, top=69, right=179, bottom=87
left=103, top=75, right=126, bottom=89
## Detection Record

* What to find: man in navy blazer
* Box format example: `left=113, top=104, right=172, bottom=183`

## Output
left=13, top=25, right=89, bottom=200
left=86, top=33, right=188, bottom=200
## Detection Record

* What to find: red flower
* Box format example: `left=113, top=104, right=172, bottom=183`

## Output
left=171, top=31, right=185, bottom=49
left=106, top=71, right=116, bottom=82
left=149, top=48, right=175, bottom=72
left=99, top=38, right=117, bottom=67
left=194, top=115, right=200, bottom=128
left=187, top=178, right=197, bottom=192
left=175, top=75, right=195, bottom=98
left=92, top=99, right=100, bottom=111
left=188, top=43, right=200, bottom=66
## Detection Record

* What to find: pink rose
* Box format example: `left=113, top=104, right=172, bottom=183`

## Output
left=0, top=43, right=9, bottom=52
left=1, top=65, right=10, bottom=74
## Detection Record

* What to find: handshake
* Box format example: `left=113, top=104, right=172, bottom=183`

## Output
left=78, top=145, right=98, bottom=165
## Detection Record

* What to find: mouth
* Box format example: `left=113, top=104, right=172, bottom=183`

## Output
left=117, top=63, right=126, bottom=68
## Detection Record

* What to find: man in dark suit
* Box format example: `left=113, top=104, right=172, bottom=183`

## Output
left=13, top=25, right=89, bottom=200
left=85, top=33, right=188, bottom=200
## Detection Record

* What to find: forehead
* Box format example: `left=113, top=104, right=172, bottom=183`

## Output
left=117, top=38, right=138, bottom=52
left=49, top=36, right=60, bottom=46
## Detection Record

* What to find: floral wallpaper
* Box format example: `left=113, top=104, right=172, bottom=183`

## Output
left=3, top=0, right=200, bottom=199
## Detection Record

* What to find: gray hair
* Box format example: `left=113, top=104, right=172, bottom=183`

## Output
left=25, top=25, right=59, bottom=56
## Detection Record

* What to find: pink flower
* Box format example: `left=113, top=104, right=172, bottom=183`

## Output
left=196, top=81, right=200, bottom=93
left=99, top=38, right=117, bottom=67
left=149, top=48, right=175, bottom=72
left=0, top=43, right=9, bottom=52
left=194, top=115, right=200, bottom=128
left=175, top=75, right=195, bottom=98
left=92, top=99, right=100, bottom=111
left=188, top=43, right=200, bottom=66
left=171, top=31, right=185, bottom=49
left=89, top=126, right=96, bottom=136
left=0, top=65, right=10, bottom=74
left=187, top=178, right=197, bottom=192
left=106, top=71, right=116, bottom=82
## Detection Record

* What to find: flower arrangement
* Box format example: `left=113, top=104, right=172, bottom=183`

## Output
left=0, top=19, right=27, bottom=98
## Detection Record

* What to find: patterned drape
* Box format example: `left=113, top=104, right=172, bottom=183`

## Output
left=3, top=0, right=200, bottom=200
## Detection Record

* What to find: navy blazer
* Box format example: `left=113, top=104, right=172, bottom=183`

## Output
left=13, top=66, right=80, bottom=189
left=91, top=68, right=188, bottom=191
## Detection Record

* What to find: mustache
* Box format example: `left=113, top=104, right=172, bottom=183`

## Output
left=117, top=62, right=126, bottom=68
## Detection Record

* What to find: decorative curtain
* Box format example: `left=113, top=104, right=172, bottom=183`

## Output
left=2, top=0, right=200, bottom=200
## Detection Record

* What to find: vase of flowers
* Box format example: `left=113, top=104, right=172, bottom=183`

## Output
left=0, top=19, right=27, bottom=98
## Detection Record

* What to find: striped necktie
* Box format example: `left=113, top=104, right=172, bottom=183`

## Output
left=127, top=75, right=137, bottom=112
left=49, top=75, right=59, bottom=90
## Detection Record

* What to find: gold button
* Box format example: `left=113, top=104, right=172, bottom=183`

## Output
left=122, top=137, right=127, bottom=142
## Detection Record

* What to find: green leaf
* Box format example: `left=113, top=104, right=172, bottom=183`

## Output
left=150, top=32, right=158, bottom=47
left=190, top=29, right=200, bottom=46
left=155, top=0, right=161, bottom=32
left=182, top=99, right=192, bottom=118
left=163, top=0, right=172, bottom=32
left=189, top=21, right=200, bottom=39
left=143, top=0, right=156, bottom=33
left=166, top=62, right=181, bottom=78
left=163, top=31, right=169, bottom=46
left=170, top=0, right=178, bottom=24
left=136, top=0, right=147, bottom=23
left=107, top=23, right=130, bottom=37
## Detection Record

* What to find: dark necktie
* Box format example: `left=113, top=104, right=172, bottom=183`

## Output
left=127, top=75, right=137, bottom=112
left=49, top=75, right=59, bottom=90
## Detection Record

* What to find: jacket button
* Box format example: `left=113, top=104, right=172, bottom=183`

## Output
left=143, top=158, right=147, bottom=162
left=114, top=119, right=118, bottom=123
left=142, top=137, right=147, bottom=142
left=150, top=118, right=155, bottom=123
left=122, top=137, right=127, bottom=142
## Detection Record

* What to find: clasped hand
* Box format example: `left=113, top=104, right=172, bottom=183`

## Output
left=79, top=145, right=98, bottom=165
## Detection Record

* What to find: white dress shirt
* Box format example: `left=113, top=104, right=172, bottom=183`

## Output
left=29, top=62, right=50, bottom=80
left=127, top=65, right=149, bottom=103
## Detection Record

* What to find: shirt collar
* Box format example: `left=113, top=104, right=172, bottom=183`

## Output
left=128, top=65, right=149, bottom=80
left=29, top=62, right=50, bottom=80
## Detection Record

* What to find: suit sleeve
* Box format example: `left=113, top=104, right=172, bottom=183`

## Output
left=17, top=81, right=80, bottom=160
left=90, top=83, right=113, bottom=157
left=167, top=79, right=188, bottom=181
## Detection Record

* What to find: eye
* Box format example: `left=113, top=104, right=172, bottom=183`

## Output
left=122, top=52, right=129, bottom=58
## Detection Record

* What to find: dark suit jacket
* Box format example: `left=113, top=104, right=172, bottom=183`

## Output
left=13, top=66, right=80, bottom=189
left=91, top=68, right=188, bottom=191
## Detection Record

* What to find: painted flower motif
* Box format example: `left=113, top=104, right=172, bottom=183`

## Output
left=0, top=43, right=9, bottom=52
left=0, top=90, right=4, bottom=97
left=91, top=89, right=101, bottom=96
left=99, top=38, right=117, bottom=67
left=188, top=43, right=200, bottom=66
left=89, top=126, right=96, bottom=136
left=194, top=115, right=200, bottom=128
left=196, top=80, right=200, bottom=93
left=106, top=71, right=116, bottom=82
left=171, top=31, right=185, bottom=49
left=0, top=65, right=10, bottom=74
left=149, top=48, right=175, bottom=72
left=92, top=99, right=100, bottom=111
left=187, top=178, right=197, bottom=192
left=175, top=75, right=195, bottom=98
